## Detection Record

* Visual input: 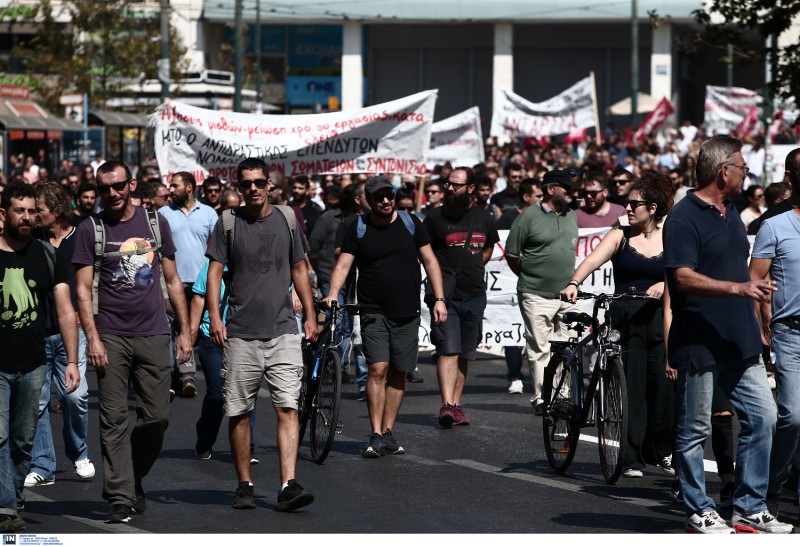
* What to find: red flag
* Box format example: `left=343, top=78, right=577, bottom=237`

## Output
left=769, top=109, right=784, bottom=143
left=735, top=105, right=758, bottom=139
left=564, top=126, right=587, bottom=144
left=633, top=97, right=675, bottom=142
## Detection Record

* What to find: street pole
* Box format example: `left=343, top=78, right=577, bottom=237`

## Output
left=234, top=0, right=243, bottom=112
left=255, top=0, right=261, bottom=107
left=727, top=43, right=733, bottom=87
left=631, top=0, right=638, bottom=131
left=159, top=0, right=170, bottom=100
left=764, top=35, right=772, bottom=184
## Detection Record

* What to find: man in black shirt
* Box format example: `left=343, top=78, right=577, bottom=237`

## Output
left=291, top=175, right=323, bottom=236
left=490, top=162, right=523, bottom=218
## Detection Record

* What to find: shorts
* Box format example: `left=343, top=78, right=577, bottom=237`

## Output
left=430, top=294, right=486, bottom=360
left=221, top=334, right=303, bottom=415
left=360, top=313, right=420, bottom=373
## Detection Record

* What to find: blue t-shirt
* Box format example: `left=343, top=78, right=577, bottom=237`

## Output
left=158, top=201, right=218, bottom=284
left=192, top=259, right=229, bottom=338
left=663, top=191, right=761, bottom=371
left=751, top=210, right=800, bottom=324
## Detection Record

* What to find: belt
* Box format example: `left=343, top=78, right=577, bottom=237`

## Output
left=774, top=317, right=800, bottom=331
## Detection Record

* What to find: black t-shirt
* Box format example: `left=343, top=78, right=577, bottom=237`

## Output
left=424, top=206, right=499, bottom=300
left=299, top=201, right=323, bottom=238
left=340, top=212, right=430, bottom=318
left=490, top=190, right=519, bottom=216
left=335, top=214, right=359, bottom=299
left=0, top=239, right=70, bottom=373
left=35, top=227, right=79, bottom=335
left=494, top=208, right=520, bottom=230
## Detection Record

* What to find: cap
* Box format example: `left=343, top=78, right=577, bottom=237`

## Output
left=542, top=169, right=577, bottom=190
left=365, top=175, right=394, bottom=195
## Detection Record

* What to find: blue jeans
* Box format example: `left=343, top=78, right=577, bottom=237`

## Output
left=29, top=330, right=90, bottom=480
left=768, top=322, right=800, bottom=497
left=675, top=358, right=776, bottom=516
left=195, top=334, right=255, bottom=451
left=0, top=365, right=47, bottom=515
left=321, top=282, right=367, bottom=389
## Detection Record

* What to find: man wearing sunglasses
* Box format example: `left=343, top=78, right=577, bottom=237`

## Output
left=201, top=176, right=223, bottom=215
left=575, top=172, right=627, bottom=228
left=490, top=162, right=524, bottom=218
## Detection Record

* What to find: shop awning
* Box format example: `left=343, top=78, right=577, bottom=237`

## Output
left=89, top=109, right=149, bottom=127
left=0, top=98, right=87, bottom=131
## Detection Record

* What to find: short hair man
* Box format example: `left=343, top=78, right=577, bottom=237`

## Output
left=472, top=175, right=498, bottom=221
left=72, top=160, right=192, bottom=524
left=325, top=175, right=447, bottom=457
left=201, top=176, right=223, bottom=213
left=425, top=167, right=499, bottom=426
left=152, top=182, right=171, bottom=210
left=0, top=183, right=79, bottom=532
left=491, top=162, right=524, bottom=217
left=422, top=180, right=444, bottom=217
left=610, top=167, right=634, bottom=205
left=575, top=172, right=627, bottom=228
left=291, top=175, right=323, bottom=237
left=69, top=183, right=97, bottom=227
left=206, top=157, right=317, bottom=512
left=505, top=170, right=579, bottom=414
left=663, top=135, right=788, bottom=533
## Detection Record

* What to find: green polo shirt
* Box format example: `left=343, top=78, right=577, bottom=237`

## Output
left=505, top=203, right=578, bottom=297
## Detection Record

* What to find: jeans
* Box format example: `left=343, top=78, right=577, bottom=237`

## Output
left=321, top=282, right=367, bottom=389
left=768, top=322, right=800, bottom=497
left=0, top=365, right=47, bottom=515
left=505, top=346, right=524, bottom=382
left=675, top=358, right=776, bottom=516
left=195, top=334, right=255, bottom=452
left=29, top=330, right=90, bottom=480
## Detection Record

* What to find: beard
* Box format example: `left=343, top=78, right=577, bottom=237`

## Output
left=551, top=193, right=571, bottom=210
left=6, top=222, right=32, bottom=243
left=441, top=191, right=472, bottom=221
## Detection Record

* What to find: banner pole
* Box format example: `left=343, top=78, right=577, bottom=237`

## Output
left=590, top=71, right=601, bottom=140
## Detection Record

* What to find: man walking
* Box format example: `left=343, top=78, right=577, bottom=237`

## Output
left=1, top=183, right=79, bottom=532
left=664, top=135, right=789, bottom=534
left=325, top=175, right=447, bottom=457
left=505, top=169, right=579, bottom=415
left=206, top=158, right=317, bottom=512
left=73, top=160, right=192, bottom=524
left=424, top=167, right=498, bottom=426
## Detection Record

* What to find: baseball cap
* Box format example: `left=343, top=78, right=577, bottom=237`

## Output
left=365, top=175, right=394, bottom=195
left=542, top=169, right=577, bottom=190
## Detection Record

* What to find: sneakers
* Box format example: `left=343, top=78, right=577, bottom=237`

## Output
left=658, top=454, right=675, bottom=476
left=250, top=449, right=259, bottom=465
left=133, top=482, right=146, bottom=514
left=105, top=504, right=132, bottom=524
left=438, top=403, right=455, bottom=427
left=181, top=379, right=197, bottom=398
left=382, top=429, right=405, bottom=455
left=0, top=514, right=26, bottom=532
left=731, top=510, right=793, bottom=534
left=623, top=468, right=644, bottom=478
left=362, top=432, right=385, bottom=458
left=719, top=481, right=734, bottom=508
left=276, top=480, right=314, bottom=512
left=670, top=478, right=683, bottom=503
left=686, top=510, right=735, bottom=534
left=356, top=389, right=367, bottom=402
left=195, top=443, right=212, bottom=460
left=24, top=472, right=54, bottom=487
left=74, top=458, right=95, bottom=479
left=453, top=404, right=471, bottom=426
left=508, top=379, right=523, bottom=394
left=169, top=388, right=176, bottom=403
left=406, top=368, right=423, bottom=382
left=233, top=481, right=256, bottom=509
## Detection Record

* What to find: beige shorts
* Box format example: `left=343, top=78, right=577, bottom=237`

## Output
left=221, top=334, right=304, bottom=415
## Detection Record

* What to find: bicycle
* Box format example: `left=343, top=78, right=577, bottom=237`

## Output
left=298, top=296, right=359, bottom=464
left=542, top=290, right=656, bottom=484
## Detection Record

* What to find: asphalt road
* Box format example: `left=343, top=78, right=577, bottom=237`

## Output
left=16, top=350, right=797, bottom=535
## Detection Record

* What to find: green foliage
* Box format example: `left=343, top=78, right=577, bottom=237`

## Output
left=13, top=0, right=189, bottom=112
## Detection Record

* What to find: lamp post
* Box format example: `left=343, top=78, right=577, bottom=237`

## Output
left=631, top=0, right=638, bottom=131
left=234, top=0, right=243, bottom=112
left=159, top=0, right=170, bottom=100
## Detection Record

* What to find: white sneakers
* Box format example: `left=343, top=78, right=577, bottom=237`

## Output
left=731, top=510, right=793, bottom=534
left=508, top=379, right=523, bottom=394
left=686, top=510, right=735, bottom=534
left=74, top=458, right=96, bottom=479
left=24, top=472, right=54, bottom=487
left=686, top=509, right=794, bottom=534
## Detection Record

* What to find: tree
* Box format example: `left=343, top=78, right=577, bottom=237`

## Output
left=692, top=0, right=800, bottom=103
left=14, top=0, right=190, bottom=113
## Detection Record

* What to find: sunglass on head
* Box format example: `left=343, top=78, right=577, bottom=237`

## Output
left=237, top=178, right=269, bottom=190
left=623, top=199, right=650, bottom=210
left=97, top=179, right=131, bottom=193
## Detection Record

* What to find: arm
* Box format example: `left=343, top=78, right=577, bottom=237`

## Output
left=482, top=245, right=494, bottom=265
left=74, top=264, right=108, bottom=372
left=673, top=266, right=775, bottom=302
left=418, top=243, right=448, bottom=325
left=291, top=258, right=319, bottom=342
left=53, top=282, right=80, bottom=394
left=206, top=260, right=226, bottom=348
left=505, top=255, right=521, bottom=277
left=662, top=273, right=676, bottom=383
left=323, top=252, right=354, bottom=308
left=749, top=257, right=774, bottom=345
left=189, top=293, right=205, bottom=346
left=560, top=229, right=623, bottom=302
left=161, top=255, right=192, bottom=363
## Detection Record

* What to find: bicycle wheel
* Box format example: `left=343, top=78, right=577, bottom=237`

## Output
left=597, top=355, right=628, bottom=484
left=298, top=345, right=314, bottom=444
left=542, top=353, right=579, bottom=473
left=310, top=348, right=342, bottom=464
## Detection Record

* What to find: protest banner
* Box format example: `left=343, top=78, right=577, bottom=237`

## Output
left=425, top=106, right=484, bottom=169
left=151, top=90, right=438, bottom=183
left=704, top=85, right=761, bottom=136
left=489, top=77, right=595, bottom=138
left=633, top=96, right=674, bottom=142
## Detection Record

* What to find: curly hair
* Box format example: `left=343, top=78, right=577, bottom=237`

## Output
left=34, top=181, right=73, bottom=219
left=631, top=170, right=673, bottom=222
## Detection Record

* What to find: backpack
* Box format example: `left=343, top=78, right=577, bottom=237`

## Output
left=356, top=210, right=415, bottom=239
left=39, top=239, right=56, bottom=282
left=88, top=209, right=166, bottom=315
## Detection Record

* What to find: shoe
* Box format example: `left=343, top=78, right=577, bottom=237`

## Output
left=533, top=403, right=545, bottom=416
left=438, top=403, right=455, bottom=427
left=233, top=481, right=256, bottom=509
left=658, top=454, right=675, bottom=476
left=181, top=379, right=197, bottom=398
left=133, top=483, right=146, bottom=514
left=0, top=514, right=26, bottom=532
left=406, top=368, right=423, bottom=382
left=24, top=472, right=54, bottom=487
left=276, top=479, right=314, bottom=511
left=670, top=479, right=683, bottom=503
left=453, top=404, right=471, bottom=425
left=362, top=432, right=385, bottom=458
left=719, top=482, right=734, bottom=508
left=169, top=388, right=176, bottom=403
left=508, top=379, right=523, bottom=394
left=623, top=468, right=644, bottom=478
left=731, top=510, right=793, bottom=533
left=250, top=449, right=259, bottom=465
left=382, top=428, right=405, bottom=455
left=766, top=492, right=780, bottom=519
left=341, top=370, right=355, bottom=384
left=105, top=504, right=132, bottom=524
left=357, top=390, right=367, bottom=402
left=195, top=443, right=212, bottom=460
left=74, top=458, right=95, bottom=479
left=686, top=510, right=734, bottom=534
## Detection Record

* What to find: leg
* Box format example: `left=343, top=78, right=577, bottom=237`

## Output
left=437, top=354, right=460, bottom=405
left=275, top=408, right=299, bottom=485
left=382, top=367, right=406, bottom=432
left=767, top=322, right=800, bottom=497
left=366, top=362, right=389, bottom=433
left=711, top=388, right=735, bottom=492
left=28, top=336, right=57, bottom=482
left=505, top=346, right=524, bottom=382
left=195, top=335, right=225, bottom=453
left=453, top=357, right=468, bottom=405
left=229, top=413, right=253, bottom=483
left=351, top=314, right=368, bottom=393
left=0, top=372, right=15, bottom=515
left=56, top=330, right=90, bottom=465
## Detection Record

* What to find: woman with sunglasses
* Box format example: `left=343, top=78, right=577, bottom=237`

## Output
left=559, top=170, right=674, bottom=479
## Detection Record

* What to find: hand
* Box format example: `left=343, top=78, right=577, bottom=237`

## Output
left=665, top=362, right=677, bottom=383
left=304, top=318, right=319, bottom=342
left=322, top=295, right=337, bottom=310
left=64, top=362, right=81, bottom=394
left=645, top=282, right=664, bottom=299
left=291, top=288, right=302, bottom=314
left=209, top=317, right=227, bottom=348
left=175, top=333, right=193, bottom=365
left=735, top=279, right=776, bottom=303
left=433, top=300, right=448, bottom=325
left=86, top=336, right=108, bottom=372
left=761, top=322, right=772, bottom=346
left=559, top=285, right=578, bottom=303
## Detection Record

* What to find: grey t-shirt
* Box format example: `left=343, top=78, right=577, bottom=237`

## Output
left=206, top=206, right=306, bottom=339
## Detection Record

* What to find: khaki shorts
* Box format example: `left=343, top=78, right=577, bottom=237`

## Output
left=221, top=334, right=303, bottom=415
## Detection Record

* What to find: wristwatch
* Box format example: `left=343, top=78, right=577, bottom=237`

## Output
left=435, top=297, right=446, bottom=302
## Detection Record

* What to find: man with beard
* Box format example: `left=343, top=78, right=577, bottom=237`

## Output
left=425, top=167, right=498, bottom=426
left=159, top=172, right=218, bottom=397
left=325, top=175, right=447, bottom=456
left=291, top=175, right=323, bottom=237
left=575, top=172, right=626, bottom=228
left=0, top=183, right=79, bottom=532
left=472, top=175, right=498, bottom=221
left=505, top=169, right=579, bottom=414
left=490, top=162, right=524, bottom=218
left=69, top=183, right=97, bottom=227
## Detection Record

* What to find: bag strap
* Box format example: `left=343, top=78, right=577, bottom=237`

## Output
left=146, top=209, right=168, bottom=301
left=89, top=216, right=105, bottom=315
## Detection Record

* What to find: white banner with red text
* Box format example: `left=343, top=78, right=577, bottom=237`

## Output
left=425, top=106, right=485, bottom=170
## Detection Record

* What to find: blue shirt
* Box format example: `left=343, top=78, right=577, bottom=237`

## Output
left=751, top=210, right=800, bottom=324
left=663, top=190, right=761, bottom=371
left=192, top=259, right=228, bottom=338
left=159, top=201, right=219, bottom=283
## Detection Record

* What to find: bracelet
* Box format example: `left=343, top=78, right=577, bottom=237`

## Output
left=568, top=280, right=580, bottom=287
left=434, top=297, right=446, bottom=302
left=67, top=361, right=77, bottom=365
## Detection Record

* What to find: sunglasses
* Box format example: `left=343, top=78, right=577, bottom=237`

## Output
left=97, top=179, right=131, bottom=194
left=623, top=199, right=650, bottom=210
left=205, top=188, right=221, bottom=193
left=443, top=181, right=468, bottom=190
left=425, top=189, right=441, bottom=194
left=237, top=178, right=269, bottom=190
left=582, top=189, right=602, bottom=198
left=373, top=192, right=395, bottom=203
left=398, top=206, right=415, bottom=212
left=612, top=179, right=631, bottom=185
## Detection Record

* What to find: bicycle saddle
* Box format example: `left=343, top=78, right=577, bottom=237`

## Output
left=563, top=312, right=593, bottom=326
